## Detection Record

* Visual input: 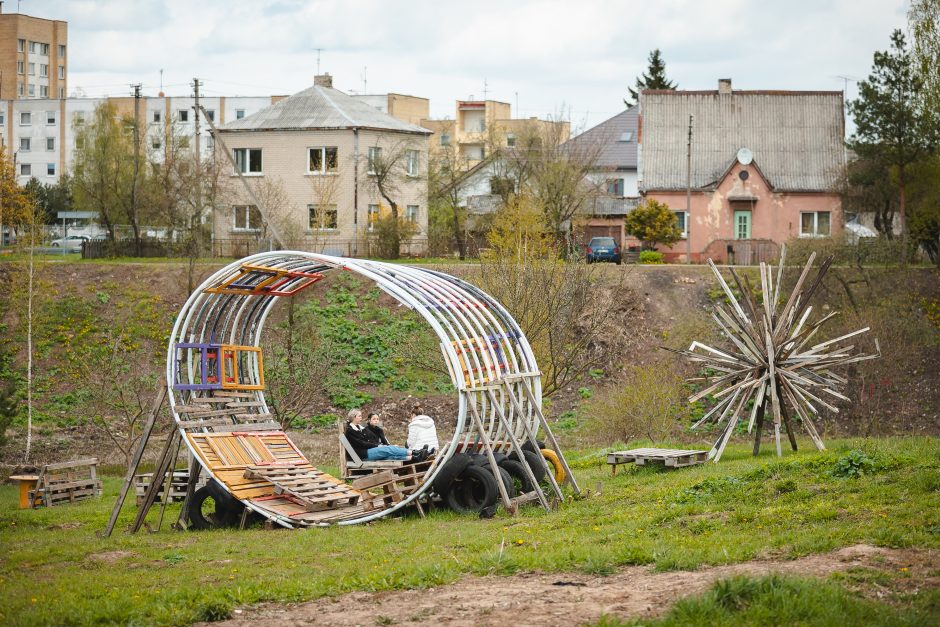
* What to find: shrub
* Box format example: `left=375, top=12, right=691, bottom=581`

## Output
left=639, top=250, right=664, bottom=264
left=831, top=449, right=880, bottom=478
left=0, top=384, right=16, bottom=447
left=624, top=199, right=682, bottom=249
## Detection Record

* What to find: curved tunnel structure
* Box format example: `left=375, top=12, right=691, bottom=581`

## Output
left=167, top=252, right=561, bottom=527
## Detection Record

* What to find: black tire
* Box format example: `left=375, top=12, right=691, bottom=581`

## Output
left=445, top=464, right=498, bottom=513
left=470, top=451, right=507, bottom=467
left=495, top=466, right=518, bottom=499
left=431, top=453, right=471, bottom=497
left=508, top=449, right=547, bottom=483
left=500, top=458, right=536, bottom=494
left=188, top=480, right=241, bottom=530
left=521, top=440, right=546, bottom=455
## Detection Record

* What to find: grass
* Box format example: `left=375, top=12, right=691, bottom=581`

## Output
left=1, top=436, right=939, bottom=625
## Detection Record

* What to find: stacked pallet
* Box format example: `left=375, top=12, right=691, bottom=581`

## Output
left=134, top=470, right=206, bottom=506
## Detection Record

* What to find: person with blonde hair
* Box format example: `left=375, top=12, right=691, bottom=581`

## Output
left=345, top=408, right=426, bottom=461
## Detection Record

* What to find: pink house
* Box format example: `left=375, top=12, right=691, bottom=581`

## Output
left=637, top=79, right=845, bottom=263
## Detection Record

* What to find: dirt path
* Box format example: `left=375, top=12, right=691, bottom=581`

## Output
left=211, top=544, right=937, bottom=626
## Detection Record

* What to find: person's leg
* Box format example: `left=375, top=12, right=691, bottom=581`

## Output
left=366, top=445, right=411, bottom=461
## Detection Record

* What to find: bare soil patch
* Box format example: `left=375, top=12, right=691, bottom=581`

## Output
left=209, top=544, right=938, bottom=626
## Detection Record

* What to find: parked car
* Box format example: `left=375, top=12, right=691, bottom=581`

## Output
left=584, top=237, right=622, bottom=264
left=50, top=235, right=88, bottom=251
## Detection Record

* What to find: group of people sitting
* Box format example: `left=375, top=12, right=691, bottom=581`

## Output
left=345, top=405, right=439, bottom=463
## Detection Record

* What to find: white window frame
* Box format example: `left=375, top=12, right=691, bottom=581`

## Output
left=308, top=204, right=338, bottom=231
left=606, top=178, right=624, bottom=197
left=47, top=111, right=56, bottom=125
left=233, top=148, right=263, bottom=175
left=405, top=205, right=419, bottom=223
left=18, top=83, right=24, bottom=96
left=178, top=109, right=189, bottom=123
left=40, top=64, right=48, bottom=77
left=235, top=109, right=246, bottom=120
left=367, top=146, right=382, bottom=175
left=205, top=109, right=215, bottom=122
left=58, top=65, right=65, bottom=79
left=232, top=205, right=262, bottom=232
left=28, top=62, right=35, bottom=76
left=799, top=211, right=831, bottom=238
left=40, top=43, right=50, bottom=55
left=40, top=85, right=49, bottom=98
left=29, top=41, right=38, bottom=54
left=307, top=146, right=338, bottom=174
left=58, top=45, right=66, bottom=57
left=673, top=210, right=689, bottom=238
left=153, top=111, right=161, bottom=123
left=17, top=61, right=24, bottom=75
left=47, top=137, right=55, bottom=151
left=367, top=204, right=380, bottom=232
left=47, top=163, right=56, bottom=176
left=28, top=84, right=35, bottom=97
left=74, top=111, right=85, bottom=125
left=20, top=163, right=31, bottom=176
left=19, top=137, right=31, bottom=151
left=20, top=112, right=31, bottom=125
left=405, top=149, right=419, bottom=177
left=440, top=134, right=451, bottom=147
left=18, top=39, right=25, bottom=52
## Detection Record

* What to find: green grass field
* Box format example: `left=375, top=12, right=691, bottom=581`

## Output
left=2, top=437, right=939, bottom=626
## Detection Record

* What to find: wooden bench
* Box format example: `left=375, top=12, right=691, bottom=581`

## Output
left=338, top=430, right=406, bottom=481
left=27, top=458, right=103, bottom=507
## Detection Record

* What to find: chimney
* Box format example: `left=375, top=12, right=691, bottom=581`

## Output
left=314, top=73, right=333, bottom=88
left=718, top=78, right=732, bottom=94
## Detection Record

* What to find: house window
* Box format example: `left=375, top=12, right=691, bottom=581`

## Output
left=178, top=110, right=189, bottom=122
left=606, top=179, right=624, bottom=196
left=74, top=111, right=85, bottom=125
left=59, top=87, right=64, bottom=98
left=47, top=111, right=56, bottom=124
left=28, top=62, right=35, bottom=76
left=29, top=42, right=38, bottom=54
left=47, top=137, right=55, bottom=151
left=152, top=139, right=161, bottom=150
left=800, top=211, right=831, bottom=237
left=367, top=146, right=382, bottom=174
left=20, top=163, right=31, bottom=176
left=233, top=205, right=262, bottom=231
left=0, top=112, right=4, bottom=124
left=40, top=64, right=48, bottom=77
left=405, top=205, right=418, bottom=222
left=58, top=45, right=66, bottom=57
left=19, top=138, right=31, bottom=151
left=619, top=132, right=633, bottom=142
left=308, top=204, right=338, bottom=230
left=153, top=111, right=161, bottom=123
left=506, top=133, right=516, bottom=147
left=235, top=109, right=245, bottom=119
left=308, top=146, right=338, bottom=174
left=20, top=112, right=31, bottom=125
left=40, top=43, right=50, bottom=55
left=58, top=65, right=65, bottom=79
left=17, top=61, right=24, bottom=74
left=440, top=134, right=450, bottom=147
left=734, top=210, right=752, bottom=240
left=673, top=211, right=688, bottom=238
left=18, top=83, right=24, bottom=96
left=40, top=85, right=48, bottom=98
left=205, top=109, right=215, bottom=122
left=368, top=204, right=380, bottom=232
left=18, top=39, right=25, bottom=52
left=28, top=84, right=35, bottom=97
left=47, top=163, right=56, bottom=176
left=233, top=148, right=262, bottom=174
left=405, top=149, right=419, bottom=176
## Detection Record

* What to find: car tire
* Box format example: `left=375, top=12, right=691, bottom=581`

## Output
left=431, top=453, right=471, bottom=498
left=499, top=459, right=536, bottom=494
left=445, top=464, right=499, bottom=513
left=522, top=439, right=546, bottom=455
left=540, top=448, right=567, bottom=484
left=469, top=451, right=507, bottom=467
left=508, top=449, right=547, bottom=483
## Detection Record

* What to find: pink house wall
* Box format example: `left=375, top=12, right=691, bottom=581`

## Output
left=640, top=162, right=841, bottom=263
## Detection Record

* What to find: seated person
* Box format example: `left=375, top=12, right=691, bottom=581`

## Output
left=407, top=405, right=439, bottom=454
left=366, top=412, right=390, bottom=445
left=345, top=408, right=427, bottom=462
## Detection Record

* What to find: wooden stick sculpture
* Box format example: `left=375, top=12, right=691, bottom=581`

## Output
left=669, top=246, right=880, bottom=462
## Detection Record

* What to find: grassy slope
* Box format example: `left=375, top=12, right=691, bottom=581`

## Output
left=1, top=437, right=938, bottom=625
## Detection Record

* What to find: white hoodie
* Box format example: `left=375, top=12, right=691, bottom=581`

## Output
left=407, top=415, right=439, bottom=451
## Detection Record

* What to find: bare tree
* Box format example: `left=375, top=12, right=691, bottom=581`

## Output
left=428, top=144, right=471, bottom=258
left=364, top=137, right=425, bottom=258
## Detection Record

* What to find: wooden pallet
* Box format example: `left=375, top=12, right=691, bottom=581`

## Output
left=607, top=448, right=708, bottom=474
left=244, top=465, right=361, bottom=511
left=134, top=470, right=207, bottom=506
left=28, top=458, right=103, bottom=507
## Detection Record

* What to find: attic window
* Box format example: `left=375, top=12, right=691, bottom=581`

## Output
left=618, top=132, right=633, bottom=142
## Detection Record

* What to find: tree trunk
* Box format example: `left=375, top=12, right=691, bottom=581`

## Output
left=899, top=165, right=908, bottom=265
left=451, top=204, right=466, bottom=259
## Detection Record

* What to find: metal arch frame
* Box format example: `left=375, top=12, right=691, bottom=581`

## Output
left=166, top=252, right=545, bottom=527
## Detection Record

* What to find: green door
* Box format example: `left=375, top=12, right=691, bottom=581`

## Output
left=734, top=211, right=752, bottom=240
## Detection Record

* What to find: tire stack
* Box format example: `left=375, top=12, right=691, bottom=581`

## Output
left=187, top=479, right=251, bottom=530
left=432, top=441, right=565, bottom=515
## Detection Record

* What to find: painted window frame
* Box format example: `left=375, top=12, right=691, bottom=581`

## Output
left=405, top=205, right=419, bottom=223
left=307, top=146, right=338, bottom=174
left=232, top=204, right=262, bottom=232
left=673, top=210, right=689, bottom=238
left=367, top=204, right=380, bottom=232
left=233, top=148, right=263, bottom=175
left=308, top=204, right=338, bottom=231
left=799, top=211, right=831, bottom=238
left=405, top=149, right=419, bottom=177
left=367, top=146, right=382, bottom=175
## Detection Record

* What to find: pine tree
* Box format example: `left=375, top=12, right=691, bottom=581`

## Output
left=626, top=49, right=677, bottom=106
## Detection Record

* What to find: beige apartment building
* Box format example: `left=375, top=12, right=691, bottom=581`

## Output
left=0, top=11, right=67, bottom=102
left=421, top=99, right=570, bottom=167
left=214, top=75, right=431, bottom=256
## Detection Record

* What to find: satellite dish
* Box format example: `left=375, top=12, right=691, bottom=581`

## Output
left=737, top=147, right=753, bottom=165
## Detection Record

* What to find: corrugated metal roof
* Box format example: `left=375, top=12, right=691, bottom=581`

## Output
left=639, top=91, right=844, bottom=192
left=218, top=85, right=431, bottom=135
left=564, top=107, right=638, bottom=170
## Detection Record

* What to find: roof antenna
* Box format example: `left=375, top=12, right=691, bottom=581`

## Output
left=362, top=66, right=367, bottom=93
left=315, top=48, right=322, bottom=74
left=483, top=77, right=488, bottom=101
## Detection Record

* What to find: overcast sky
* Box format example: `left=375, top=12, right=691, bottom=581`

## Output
left=30, top=0, right=910, bottom=132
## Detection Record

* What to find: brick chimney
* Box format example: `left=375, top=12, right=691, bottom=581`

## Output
left=314, top=73, right=333, bottom=88
left=718, top=78, right=732, bottom=94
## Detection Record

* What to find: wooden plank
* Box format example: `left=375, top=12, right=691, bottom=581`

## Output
left=42, top=458, right=99, bottom=471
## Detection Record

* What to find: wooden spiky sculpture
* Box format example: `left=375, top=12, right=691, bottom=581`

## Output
left=670, top=246, right=880, bottom=462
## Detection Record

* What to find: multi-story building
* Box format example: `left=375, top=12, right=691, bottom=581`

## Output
left=350, top=93, right=429, bottom=126
left=0, top=11, right=67, bottom=101
left=421, top=99, right=569, bottom=167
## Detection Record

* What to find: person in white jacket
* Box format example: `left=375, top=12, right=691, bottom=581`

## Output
left=406, top=405, right=439, bottom=454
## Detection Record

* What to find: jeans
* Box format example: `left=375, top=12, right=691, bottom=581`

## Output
left=366, top=445, right=410, bottom=461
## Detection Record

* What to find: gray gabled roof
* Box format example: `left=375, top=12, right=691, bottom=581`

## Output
left=564, top=106, right=638, bottom=170
left=639, top=90, right=844, bottom=192
left=218, top=85, right=431, bottom=135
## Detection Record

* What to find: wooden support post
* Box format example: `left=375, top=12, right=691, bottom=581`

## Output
left=155, top=433, right=183, bottom=532
left=175, top=458, right=201, bottom=530
left=752, top=401, right=765, bottom=457
left=485, top=389, right=551, bottom=511
left=131, top=428, right=181, bottom=533
left=101, top=386, right=167, bottom=538
left=518, top=377, right=581, bottom=496
left=468, top=395, right=514, bottom=514
left=777, top=382, right=799, bottom=452
left=501, top=380, right=564, bottom=502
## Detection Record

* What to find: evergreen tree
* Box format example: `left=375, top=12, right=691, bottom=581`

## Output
left=849, top=29, right=940, bottom=263
left=625, top=49, right=677, bottom=106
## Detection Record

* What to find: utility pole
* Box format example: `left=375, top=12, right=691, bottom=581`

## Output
left=193, top=78, right=201, bottom=159
left=131, top=83, right=142, bottom=254
left=685, top=114, right=693, bottom=265
left=192, top=78, right=203, bottom=248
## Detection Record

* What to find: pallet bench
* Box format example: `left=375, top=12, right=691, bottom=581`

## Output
left=607, top=448, right=708, bottom=474
left=26, top=458, right=103, bottom=507
left=244, top=465, right=361, bottom=511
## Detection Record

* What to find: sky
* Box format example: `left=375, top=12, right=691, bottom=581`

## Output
left=28, top=0, right=911, bottom=133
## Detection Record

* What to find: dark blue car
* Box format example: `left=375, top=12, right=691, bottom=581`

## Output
left=584, top=237, right=622, bottom=264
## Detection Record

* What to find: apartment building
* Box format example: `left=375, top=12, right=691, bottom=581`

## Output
left=0, top=11, right=67, bottom=101
left=350, top=93, right=429, bottom=126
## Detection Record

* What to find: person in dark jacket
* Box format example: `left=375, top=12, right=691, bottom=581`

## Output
left=366, top=412, right=390, bottom=445
left=345, top=409, right=426, bottom=461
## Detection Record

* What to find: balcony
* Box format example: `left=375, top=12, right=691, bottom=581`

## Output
left=583, top=196, right=640, bottom=217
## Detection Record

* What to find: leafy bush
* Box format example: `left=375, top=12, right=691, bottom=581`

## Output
left=624, top=198, right=682, bottom=249
left=832, top=449, right=880, bottom=478
left=639, top=250, right=664, bottom=264
left=0, top=384, right=17, bottom=446
left=288, top=413, right=341, bottom=432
